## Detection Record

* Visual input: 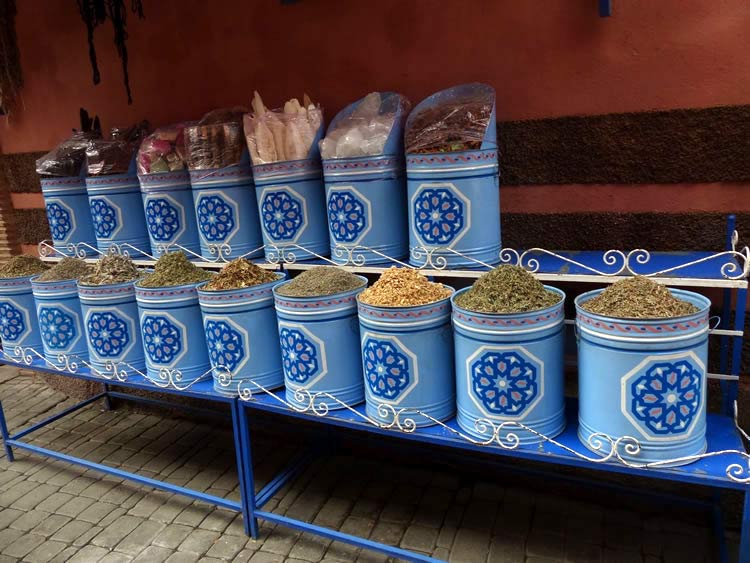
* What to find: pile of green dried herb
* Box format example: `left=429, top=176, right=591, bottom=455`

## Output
left=581, top=276, right=699, bottom=319
left=276, top=266, right=366, bottom=298
left=36, top=257, right=94, bottom=282
left=137, top=252, right=213, bottom=288
left=455, top=265, right=560, bottom=314
left=80, top=255, right=142, bottom=286
left=202, top=258, right=279, bottom=291
left=0, top=255, right=49, bottom=278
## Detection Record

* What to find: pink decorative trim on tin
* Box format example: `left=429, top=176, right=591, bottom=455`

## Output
left=78, top=285, right=134, bottom=297
left=454, top=308, right=562, bottom=327
left=275, top=294, right=357, bottom=309
left=135, top=286, right=198, bottom=298
left=32, top=281, right=78, bottom=291
left=322, top=158, right=397, bottom=172
left=40, top=177, right=85, bottom=187
left=138, top=172, right=190, bottom=185
left=576, top=312, right=708, bottom=333
left=407, top=151, right=497, bottom=166
left=86, top=175, right=139, bottom=187
left=253, top=160, right=318, bottom=176
left=199, top=287, right=274, bottom=302
left=358, top=302, right=450, bottom=319
left=189, top=166, right=252, bottom=182
left=0, top=278, right=33, bottom=288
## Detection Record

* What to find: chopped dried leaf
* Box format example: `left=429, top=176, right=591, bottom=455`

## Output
left=36, top=257, right=93, bottom=282
left=581, top=276, right=699, bottom=319
left=80, top=254, right=142, bottom=286
left=0, top=255, right=49, bottom=278
left=455, top=265, right=560, bottom=314
left=203, top=258, right=279, bottom=291
left=137, top=252, right=212, bottom=288
left=276, top=266, right=365, bottom=297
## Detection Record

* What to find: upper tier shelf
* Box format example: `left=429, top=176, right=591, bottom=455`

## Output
left=37, top=239, right=750, bottom=289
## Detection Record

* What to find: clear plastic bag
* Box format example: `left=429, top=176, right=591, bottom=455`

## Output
left=35, top=131, right=101, bottom=177
left=184, top=107, right=247, bottom=170
left=320, top=92, right=411, bottom=159
left=405, top=83, right=495, bottom=154
left=86, top=121, right=150, bottom=176
left=243, top=94, right=324, bottom=165
left=137, top=123, right=192, bottom=174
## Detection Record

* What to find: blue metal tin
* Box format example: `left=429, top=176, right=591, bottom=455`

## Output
left=406, top=84, right=500, bottom=269
left=253, top=159, right=330, bottom=262
left=357, top=290, right=456, bottom=427
left=274, top=276, right=368, bottom=409
left=197, top=272, right=288, bottom=396
left=0, top=276, right=44, bottom=359
left=451, top=287, right=566, bottom=444
left=135, top=282, right=211, bottom=386
left=322, top=156, right=408, bottom=265
left=575, top=288, right=711, bottom=465
left=138, top=170, right=201, bottom=258
left=31, top=277, right=89, bottom=367
left=41, top=175, right=98, bottom=256
left=85, top=161, right=151, bottom=257
left=78, top=280, right=145, bottom=374
left=189, top=152, right=263, bottom=260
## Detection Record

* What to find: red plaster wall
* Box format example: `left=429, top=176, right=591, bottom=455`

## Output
left=2, top=0, right=750, bottom=154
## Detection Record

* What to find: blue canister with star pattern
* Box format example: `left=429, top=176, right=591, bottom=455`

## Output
left=273, top=276, right=368, bottom=410
left=575, top=288, right=710, bottom=465
left=357, top=289, right=456, bottom=428
left=138, top=170, right=201, bottom=258
left=78, top=280, right=145, bottom=375
left=31, top=277, right=89, bottom=368
left=0, top=275, right=44, bottom=360
left=451, top=286, right=566, bottom=445
left=189, top=151, right=264, bottom=261
left=197, top=272, right=287, bottom=396
left=135, top=282, right=211, bottom=386
left=41, top=173, right=98, bottom=256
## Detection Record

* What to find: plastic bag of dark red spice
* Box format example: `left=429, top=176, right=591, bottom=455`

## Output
left=85, top=121, right=150, bottom=176
left=35, top=131, right=101, bottom=177
left=404, top=83, right=496, bottom=154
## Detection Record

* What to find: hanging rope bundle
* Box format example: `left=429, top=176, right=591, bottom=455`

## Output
left=0, top=0, right=23, bottom=116
left=76, top=0, right=144, bottom=104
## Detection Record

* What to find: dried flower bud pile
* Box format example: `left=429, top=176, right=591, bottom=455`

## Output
left=359, top=267, right=451, bottom=307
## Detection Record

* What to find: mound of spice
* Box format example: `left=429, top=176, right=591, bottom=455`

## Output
left=276, top=266, right=365, bottom=298
left=359, top=267, right=451, bottom=307
left=455, top=265, right=560, bottom=314
left=202, top=258, right=279, bottom=291
left=80, top=255, right=142, bottom=286
left=581, top=276, right=699, bottom=319
left=0, top=255, right=49, bottom=278
left=36, top=257, right=93, bottom=282
left=137, top=252, right=213, bottom=288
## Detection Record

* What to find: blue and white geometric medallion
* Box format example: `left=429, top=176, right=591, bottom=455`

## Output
left=361, top=332, right=418, bottom=403
left=141, top=314, right=184, bottom=366
left=259, top=187, right=308, bottom=243
left=45, top=200, right=74, bottom=242
left=278, top=323, right=326, bottom=387
left=327, top=187, right=371, bottom=244
left=38, top=305, right=79, bottom=351
left=196, top=192, right=238, bottom=243
left=0, top=301, right=26, bottom=342
left=145, top=196, right=183, bottom=242
left=86, top=310, right=132, bottom=358
left=411, top=183, right=470, bottom=246
left=204, top=317, right=249, bottom=374
left=89, top=197, right=121, bottom=239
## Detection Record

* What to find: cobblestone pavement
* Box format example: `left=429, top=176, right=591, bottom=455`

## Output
left=0, top=366, right=740, bottom=563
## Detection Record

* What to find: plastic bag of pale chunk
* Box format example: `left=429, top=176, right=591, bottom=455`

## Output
left=320, top=92, right=411, bottom=159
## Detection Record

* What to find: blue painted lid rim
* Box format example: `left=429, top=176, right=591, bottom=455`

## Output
left=574, top=287, right=711, bottom=322
left=451, top=285, right=565, bottom=319
left=273, top=275, right=368, bottom=303
left=196, top=272, right=287, bottom=296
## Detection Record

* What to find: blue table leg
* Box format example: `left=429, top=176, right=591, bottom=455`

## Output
left=740, top=491, right=749, bottom=563
left=102, top=383, right=113, bottom=411
left=0, top=400, right=14, bottom=462
left=233, top=401, right=259, bottom=538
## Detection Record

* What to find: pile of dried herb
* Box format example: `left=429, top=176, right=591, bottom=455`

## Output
left=202, top=258, right=279, bottom=291
left=0, top=255, right=49, bottom=278
left=581, top=276, right=699, bottom=319
left=455, top=265, right=561, bottom=314
left=276, top=267, right=366, bottom=298
left=36, top=257, right=94, bottom=282
left=80, top=255, right=142, bottom=286
left=137, top=252, right=213, bottom=288
left=359, top=267, right=451, bottom=307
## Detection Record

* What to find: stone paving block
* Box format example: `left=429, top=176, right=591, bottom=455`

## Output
left=0, top=509, right=22, bottom=530
left=35, top=491, right=75, bottom=513
left=260, top=526, right=299, bottom=556
left=154, top=523, right=194, bottom=549
left=30, top=513, right=72, bottom=538
left=68, top=544, right=111, bottom=563
left=449, top=528, right=491, bottom=563
left=0, top=479, right=36, bottom=506
left=564, top=540, right=603, bottom=563
left=0, top=528, right=24, bottom=551
left=77, top=501, right=118, bottom=524
left=51, top=546, right=82, bottom=563
left=249, top=552, right=285, bottom=563
left=60, top=475, right=97, bottom=496
left=288, top=532, right=330, bottom=562
left=131, top=545, right=173, bottom=562
left=91, top=514, right=143, bottom=548
left=487, top=532, right=526, bottom=563
left=46, top=469, right=79, bottom=488
left=72, top=524, right=103, bottom=547
left=51, top=519, right=94, bottom=543
left=313, top=497, right=353, bottom=529
left=115, top=520, right=167, bottom=556
left=526, top=531, right=565, bottom=560
left=151, top=496, right=191, bottom=524
left=80, top=479, right=119, bottom=499
left=9, top=508, right=48, bottom=532
left=348, top=498, right=382, bottom=520
left=100, top=484, right=141, bottom=506
left=174, top=504, right=212, bottom=527
left=199, top=509, right=235, bottom=533
left=56, top=495, right=95, bottom=518
left=460, top=499, right=498, bottom=532
left=224, top=514, right=247, bottom=536
left=400, top=524, right=438, bottom=552
left=205, top=534, right=247, bottom=560
left=165, top=552, right=200, bottom=563
left=127, top=493, right=167, bottom=518
left=100, top=552, right=136, bottom=563
left=3, top=532, right=45, bottom=558
left=369, top=521, right=406, bottom=546
left=178, top=528, right=220, bottom=556
left=23, top=539, right=68, bottom=563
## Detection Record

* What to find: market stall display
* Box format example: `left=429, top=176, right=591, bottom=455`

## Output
left=321, top=92, right=411, bottom=265
left=0, top=256, right=49, bottom=359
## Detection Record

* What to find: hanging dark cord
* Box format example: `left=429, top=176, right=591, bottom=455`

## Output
left=77, top=0, right=144, bottom=104
left=0, top=0, right=23, bottom=116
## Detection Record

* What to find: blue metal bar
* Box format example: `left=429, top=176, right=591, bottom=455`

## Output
left=728, top=286, right=747, bottom=415
left=712, top=491, right=728, bottom=563
left=0, top=401, right=14, bottom=462
left=598, top=0, right=612, bottom=17
left=230, top=400, right=252, bottom=538
left=255, top=509, right=441, bottom=562
left=107, top=391, right=230, bottom=420
left=256, top=448, right=317, bottom=509
left=102, top=383, right=112, bottom=411
left=238, top=403, right=259, bottom=538
left=7, top=439, right=241, bottom=511
left=740, top=491, right=750, bottom=563
left=10, top=392, right=107, bottom=441
left=719, top=215, right=736, bottom=404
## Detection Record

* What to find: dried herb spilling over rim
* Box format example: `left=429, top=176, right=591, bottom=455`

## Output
left=80, top=254, right=143, bottom=286
left=36, top=257, right=94, bottom=282
left=455, top=265, right=561, bottom=314
left=202, top=258, right=279, bottom=291
left=359, top=267, right=451, bottom=307
left=581, top=276, right=699, bottom=319
left=276, top=266, right=366, bottom=298
left=0, top=255, right=49, bottom=278
left=137, top=252, right=213, bottom=288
